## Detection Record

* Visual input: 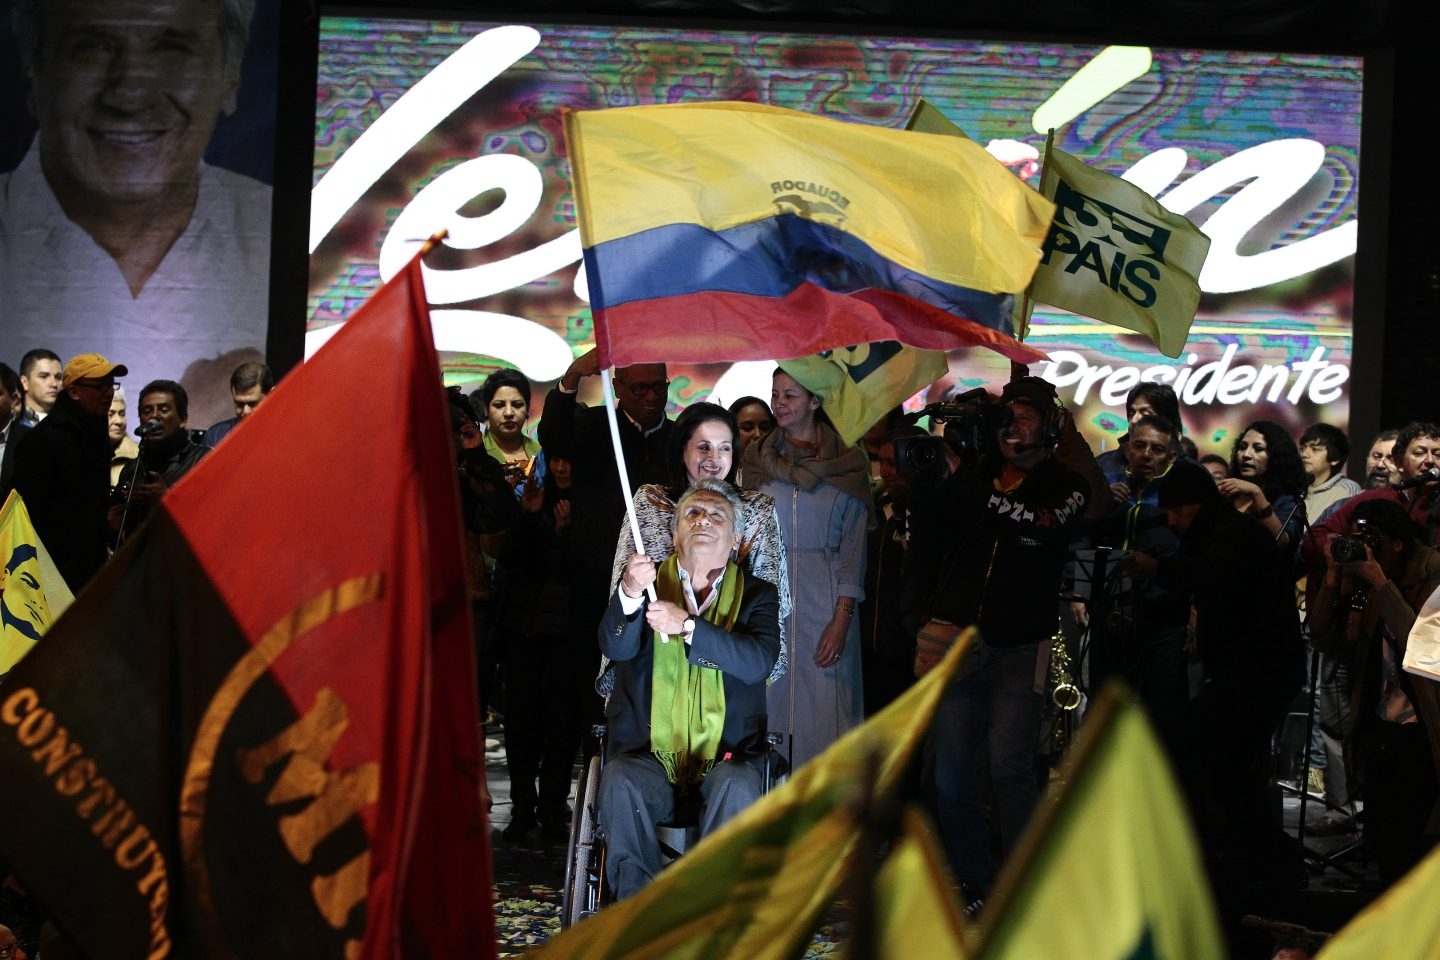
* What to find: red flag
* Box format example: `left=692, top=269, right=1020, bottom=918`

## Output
left=0, top=257, right=492, bottom=959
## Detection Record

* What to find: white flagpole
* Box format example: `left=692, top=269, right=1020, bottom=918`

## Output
left=599, top=365, right=658, bottom=604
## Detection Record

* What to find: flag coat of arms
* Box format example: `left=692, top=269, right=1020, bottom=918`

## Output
left=564, top=101, right=1056, bottom=368
left=0, top=258, right=491, bottom=960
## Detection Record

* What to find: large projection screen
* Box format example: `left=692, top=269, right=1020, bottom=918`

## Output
left=308, top=17, right=1362, bottom=457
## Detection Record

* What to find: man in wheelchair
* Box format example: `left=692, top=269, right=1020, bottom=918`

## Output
left=598, top=479, right=782, bottom=899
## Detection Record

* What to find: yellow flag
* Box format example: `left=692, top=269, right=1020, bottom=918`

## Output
left=532, top=630, right=978, bottom=960
left=974, top=687, right=1223, bottom=960
left=905, top=99, right=972, bottom=139
left=779, top=342, right=945, bottom=447
left=1030, top=132, right=1211, bottom=358
left=0, top=490, right=74, bottom=673
left=856, top=807, right=973, bottom=959
left=567, top=101, right=1052, bottom=294
left=1314, top=843, right=1440, bottom=959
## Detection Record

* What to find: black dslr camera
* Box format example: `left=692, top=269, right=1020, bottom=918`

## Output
left=1331, top=519, right=1372, bottom=563
left=894, top=388, right=1011, bottom=478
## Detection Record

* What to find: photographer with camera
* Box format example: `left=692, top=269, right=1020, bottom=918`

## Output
left=1303, top=421, right=1440, bottom=566
left=1307, top=499, right=1440, bottom=883
left=901, top=376, right=1089, bottom=912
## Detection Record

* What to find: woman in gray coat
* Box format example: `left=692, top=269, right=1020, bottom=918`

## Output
left=741, top=369, right=871, bottom=771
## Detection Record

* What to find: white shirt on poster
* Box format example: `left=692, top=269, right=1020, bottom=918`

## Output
left=0, top=140, right=272, bottom=428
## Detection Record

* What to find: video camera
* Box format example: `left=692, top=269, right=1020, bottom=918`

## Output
left=894, top=388, right=1010, bottom=478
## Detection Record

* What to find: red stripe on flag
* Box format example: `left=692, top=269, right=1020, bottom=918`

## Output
left=593, top=284, right=1046, bottom=367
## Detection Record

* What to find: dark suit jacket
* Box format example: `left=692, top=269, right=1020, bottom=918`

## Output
left=1155, top=497, right=1304, bottom=691
left=537, top=388, right=672, bottom=599
left=0, top=416, right=31, bottom=501
left=11, top=393, right=112, bottom=591
left=598, top=568, right=779, bottom=762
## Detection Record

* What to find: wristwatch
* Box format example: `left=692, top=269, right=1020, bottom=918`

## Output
left=681, top=618, right=696, bottom=643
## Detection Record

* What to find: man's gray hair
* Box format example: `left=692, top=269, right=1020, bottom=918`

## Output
left=671, top=478, right=743, bottom=537
left=12, top=0, right=256, bottom=73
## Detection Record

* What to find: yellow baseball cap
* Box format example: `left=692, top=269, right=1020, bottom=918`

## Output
left=62, top=353, right=129, bottom=389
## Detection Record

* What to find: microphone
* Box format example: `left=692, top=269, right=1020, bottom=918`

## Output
left=135, top=419, right=164, bottom=438
left=1394, top=467, right=1440, bottom=490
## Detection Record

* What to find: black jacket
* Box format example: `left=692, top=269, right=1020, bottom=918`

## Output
left=903, top=455, right=1088, bottom=647
left=537, top=388, right=672, bottom=594
left=598, top=569, right=779, bottom=762
left=0, top=416, right=31, bottom=501
left=1155, top=497, right=1304, bottom=689
left=11, top=392, right=112, bottom=591
left=115, top=433, right=209, bottom=536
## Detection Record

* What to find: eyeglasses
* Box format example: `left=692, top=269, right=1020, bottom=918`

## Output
left=73, top=379, right=116, bottom=393
left=616, top=379, right=669, bottom=398
left=1, top=943, right=18, bottom=958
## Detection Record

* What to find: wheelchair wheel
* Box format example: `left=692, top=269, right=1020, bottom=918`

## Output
left=561, top=753, right=605, bottom=928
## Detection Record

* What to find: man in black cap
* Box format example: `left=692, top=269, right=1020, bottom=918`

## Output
left=1130, top=459, right=1305, bottom=894
left=903, top=376, right=1089, bottom=911
left=12, top=352, right=128, bottom=591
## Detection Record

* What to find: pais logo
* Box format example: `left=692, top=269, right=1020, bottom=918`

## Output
left=1042, top=179, right=1175, bottom=308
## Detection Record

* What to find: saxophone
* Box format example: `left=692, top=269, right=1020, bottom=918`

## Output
left=1049, top=618, right=1082, bottom=711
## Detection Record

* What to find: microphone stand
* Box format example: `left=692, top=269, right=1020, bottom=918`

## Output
left=114, top=433, right=153, bottom=551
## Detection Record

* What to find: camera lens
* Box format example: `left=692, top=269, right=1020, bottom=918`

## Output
left=907, top=443, right=939, bottom=472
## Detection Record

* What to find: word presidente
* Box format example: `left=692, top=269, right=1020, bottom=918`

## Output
left=1038, top=344, right=1348, bottom=407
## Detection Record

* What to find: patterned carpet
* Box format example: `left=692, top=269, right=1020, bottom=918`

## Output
left=486, top=736, right=852, bottom=957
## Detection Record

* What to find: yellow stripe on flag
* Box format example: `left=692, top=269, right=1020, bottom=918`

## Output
left=532, top=629, right=979, bottom=960
left=0, top=490, right=74, bottom=674
left=564, top=101, right=1054, bottom=295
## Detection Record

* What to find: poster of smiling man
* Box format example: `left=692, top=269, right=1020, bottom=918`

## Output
left=0, top=0, right=278, bottom=429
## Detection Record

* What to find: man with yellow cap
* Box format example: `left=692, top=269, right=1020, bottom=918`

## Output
left=12, top=353, right=128, bottom=591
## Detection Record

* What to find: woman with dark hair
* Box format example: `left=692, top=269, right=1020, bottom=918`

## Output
left=604, top=402, right=791, bottom=689
left=1219, top=419, right=1308, bottom=550
left=741, top=370, right=871, bottom=771
left=496, top=444, right=585, bottom=842
left=728, top=395, right=775, bottom=459
left=475, top=368, right=540, bottom=489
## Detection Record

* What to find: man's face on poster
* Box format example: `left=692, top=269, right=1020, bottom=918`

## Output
left=27, top=0, right=240, bottom=210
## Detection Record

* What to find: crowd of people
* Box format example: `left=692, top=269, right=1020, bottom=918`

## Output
left=439, top=349, right=1440, bottom=942
left=0, top=348, right=276, bottom=957
left=0, top=350, right=273, bottom=594
left=4, top=341, right=1439, bottom=954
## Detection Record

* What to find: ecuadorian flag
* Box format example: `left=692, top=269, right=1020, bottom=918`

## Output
left=564, top=102, right=1056, bottom=367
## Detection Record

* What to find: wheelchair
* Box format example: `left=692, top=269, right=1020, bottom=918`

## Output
left=561, top=725, right=786, bottom=928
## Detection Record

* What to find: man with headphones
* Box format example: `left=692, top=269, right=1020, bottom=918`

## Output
left=902, top=376, right=1091, bottom=914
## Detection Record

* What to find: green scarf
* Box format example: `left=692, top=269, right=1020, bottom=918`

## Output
left=650, top=556, right=744, bottom=789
